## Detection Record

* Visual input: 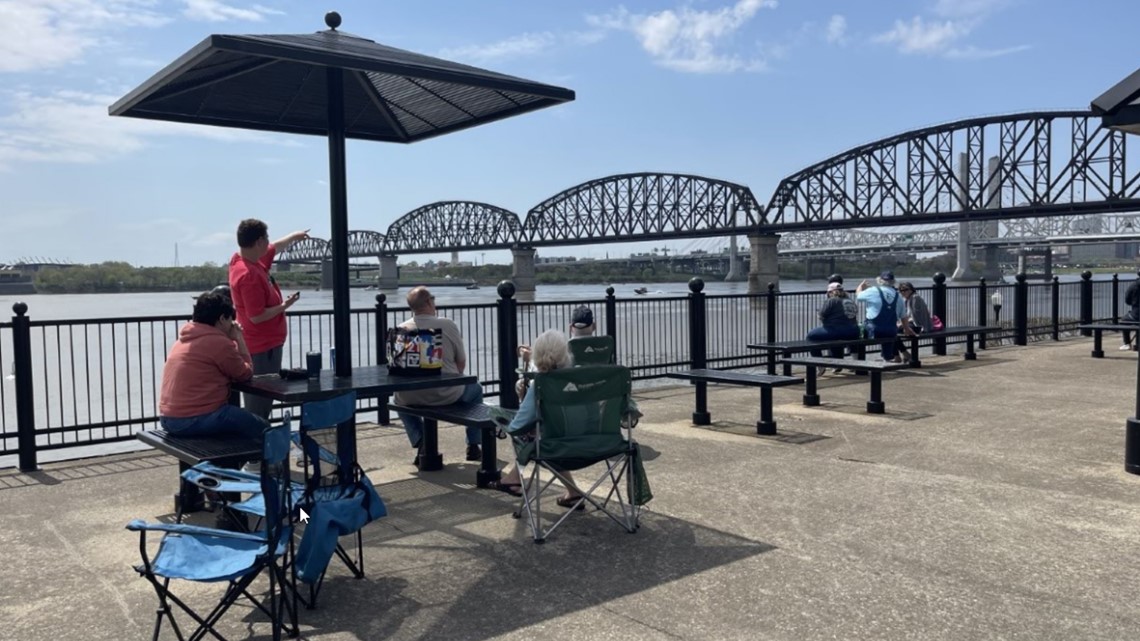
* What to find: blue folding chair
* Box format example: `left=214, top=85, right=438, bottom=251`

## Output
left=127, top=416, right=297, bottom=641
left=181, top=392, right=386, bottom=608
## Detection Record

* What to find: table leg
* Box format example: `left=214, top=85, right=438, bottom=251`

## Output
left=909, top=335, right=921, bottom=368
left=693, top=381, right=711, bottom=425
left=757, top=386, right=777, bottom=435
left=476, top=427, right=500, bottom=487
left=1092, top=330, right=1104, bottom=358
left=867, top=372, right=885, bottom=414
left=964, top=334, right=977, bottom=360
left=418, top=418, right=444, bottom=471
left=803, top=366, right=820, bottom=407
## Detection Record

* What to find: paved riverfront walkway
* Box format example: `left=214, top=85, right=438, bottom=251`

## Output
left=3, top=338, right=1140, bottom=640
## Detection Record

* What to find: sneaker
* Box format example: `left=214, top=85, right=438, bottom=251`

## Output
left=466, top=444, right=482, bottom=461
left=1121, top=344, right=1133, bottom=351
left=816, top=367, right=828, bottom=376
left=413, top=452, right=421, bottom=467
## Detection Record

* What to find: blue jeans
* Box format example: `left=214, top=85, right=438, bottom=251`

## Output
left=398, top=383, right=483, bottom=448
left=864, top=315, right=899, bottom=360
left=807, top=324, right=861, bottom=358
left=160, top=404, right=269, bottom=441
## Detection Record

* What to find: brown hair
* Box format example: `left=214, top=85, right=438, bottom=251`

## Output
left=236, top=219, right=268, bottom=248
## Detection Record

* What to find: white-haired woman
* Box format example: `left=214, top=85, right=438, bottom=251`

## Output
left=489, top=329, right=583, bottom=508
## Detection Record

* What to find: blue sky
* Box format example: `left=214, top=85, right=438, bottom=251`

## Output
left=0, top=0, right=1136, bottom=267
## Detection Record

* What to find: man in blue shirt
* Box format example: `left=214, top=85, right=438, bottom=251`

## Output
left=856, top=270, right=909, bottom=362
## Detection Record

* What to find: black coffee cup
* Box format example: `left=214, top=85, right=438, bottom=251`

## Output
left=306, top=351, right=322, bottom=378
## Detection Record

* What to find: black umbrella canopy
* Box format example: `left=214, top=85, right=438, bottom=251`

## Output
left=1092, top=66, right=1140, bottom=135
left=109, top=13, right=575, bottom=141
left=110, top=12, right=575, bottom=376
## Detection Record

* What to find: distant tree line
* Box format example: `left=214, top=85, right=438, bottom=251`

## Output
left=34, top=262, right=319, bottom=294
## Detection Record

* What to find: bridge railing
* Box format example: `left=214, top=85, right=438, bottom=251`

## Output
left=3, top=273, right=1134, bottom=470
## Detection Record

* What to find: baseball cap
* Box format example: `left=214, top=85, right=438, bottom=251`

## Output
left=571, top=305, right=594, bottom=328
left=827, top=273, right=844, bottom=284
left=879, top=270, right=895, bottom=282
left=826, top=282, right=842, bottom=293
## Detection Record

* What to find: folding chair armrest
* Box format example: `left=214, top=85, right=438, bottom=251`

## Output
left=182, top=463, right=262, bottom=494
left=125, top=519, right=266, bottom=543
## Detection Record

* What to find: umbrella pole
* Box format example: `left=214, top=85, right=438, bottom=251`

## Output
left=327, top=67, right=352, bottom=378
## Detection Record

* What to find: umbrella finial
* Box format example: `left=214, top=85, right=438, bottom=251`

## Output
left=325, top=11, right=342, bottom=30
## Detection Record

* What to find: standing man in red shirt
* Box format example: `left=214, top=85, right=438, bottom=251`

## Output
left=229, top=218, right=310, bottom=419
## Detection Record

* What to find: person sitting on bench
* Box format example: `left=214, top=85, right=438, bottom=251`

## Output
left=895, top=282, right=932, bottom=362
left=805, top=282, right=859, bottom=373
left=158, top=290, right=267, bottom=440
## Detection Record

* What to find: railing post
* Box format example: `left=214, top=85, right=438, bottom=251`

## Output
left=688, top=278, right=710, bottom=425
left=1079, top=270, right=1093, bottom=336
left=1112, top=273, right=1121, bottom=324
left=496, top=281, right=520, bottom=411
left=604, top=286, right=617, bottom=342
left=932, top=272, right=947, bottom=356
left=374, top=294, right=390, bottom=425
left=978, top=278, right=988, bottom=350
left=12, top=303, right=37, bottom=472
left=1051, top=276, right=1060, bottom=341
left=766, top=282, right=777, bottom=344
left=1015, top=273, right=1029, bottom=346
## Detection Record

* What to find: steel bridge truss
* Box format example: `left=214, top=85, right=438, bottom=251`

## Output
left=384, top=201, right=523, bottom=253
left=523, top=173, right=763, bottom=247
left=766, top=111, right=1140, bottom=231
left=276, top=230, right=384, bottom=263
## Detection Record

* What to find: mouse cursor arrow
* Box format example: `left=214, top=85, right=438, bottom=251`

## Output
left=298, top=508, right=310, bottom=523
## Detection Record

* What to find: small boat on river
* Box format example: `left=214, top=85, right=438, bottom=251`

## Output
left=634, top=287, right=649, bottom=295
left=466, top=283, right=480, bottom=290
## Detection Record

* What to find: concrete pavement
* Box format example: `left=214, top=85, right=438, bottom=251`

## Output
left=3, top=337, right=1139, bottom=640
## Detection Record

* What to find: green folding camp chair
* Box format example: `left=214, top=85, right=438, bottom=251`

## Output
left=568, top=335, right=616, bottom=365
left=511, top=365, right=650, bottom=543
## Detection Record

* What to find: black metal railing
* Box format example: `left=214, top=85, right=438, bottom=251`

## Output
left=3, top=272, right=1135, bottom=471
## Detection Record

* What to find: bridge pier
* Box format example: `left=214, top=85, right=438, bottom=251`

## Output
left=1016, top=247, right=1053, bottom=281
left=511, top=247, right=536, bottom=293
left=747, top=233, right=781, bottom=294
left=379, top=255, right=399, bottom=289
left=804, top=257, right=836, bottom=281
left=320, top=259, right=333, bottom=290
left=724, top=235, right=746, bottom=282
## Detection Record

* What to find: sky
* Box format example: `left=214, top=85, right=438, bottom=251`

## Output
left=1, top=0, right=1137, bottom=267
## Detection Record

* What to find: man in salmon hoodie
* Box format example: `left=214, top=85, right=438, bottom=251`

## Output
left=158, top=290, right=267, bottom=440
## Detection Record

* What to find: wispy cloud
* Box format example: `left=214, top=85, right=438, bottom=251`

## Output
left=0, top=0, right=171, bottom=72
left=873, top=1, right=1027, bottom=60
left=874, top=17, right=968, bottom=55
left=0, top=90, right=297, bottom=170
left=440, top=32, right=558, bottom=64
left=825, top=14, right=847, bottom=45
left=181, top=0, right=282, bottom=22
left=587, top=0, right=778, bottom=74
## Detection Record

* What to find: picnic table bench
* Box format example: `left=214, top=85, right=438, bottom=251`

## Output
left=780, top=356, right=910, bottom=414
left=136, top=429, right=262, bottom=514
left=666, top=368, right=803, bottom=435
left=386, top=401, right=502, bottom=487
left=1077, top=322, right=1140, bottom=358
left=749, top=325, right=1002, bottom=372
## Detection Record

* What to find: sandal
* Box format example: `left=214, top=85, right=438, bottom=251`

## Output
left=486, top=480, right=522, bottom=496
left=556, top=495, right=586, bottom=510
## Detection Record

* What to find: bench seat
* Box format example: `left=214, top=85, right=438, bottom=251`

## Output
left=136, top=429, right=261, bottom=514
left=666, top=368, right=802, bottom=435
left=780, top=356, right=909, bottom=414
left=1077, top=322, right=1140, bottom=358
left=387, top=401, right=501, bottom=487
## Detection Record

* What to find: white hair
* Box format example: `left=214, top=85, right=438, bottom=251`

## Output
left=531, top=329, right=572, bottom=372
